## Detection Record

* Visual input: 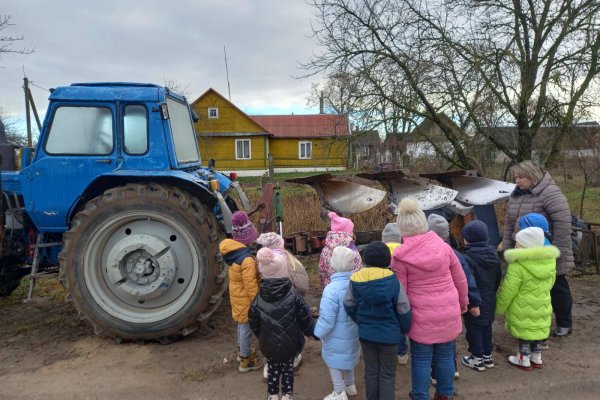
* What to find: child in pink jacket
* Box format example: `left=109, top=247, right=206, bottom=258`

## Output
left=319, top=212, right=362, bottom=288
left=390, top=198, right=468, bottom=400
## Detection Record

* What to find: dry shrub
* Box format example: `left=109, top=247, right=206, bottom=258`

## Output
left=238, top=183, right=392, bottom=234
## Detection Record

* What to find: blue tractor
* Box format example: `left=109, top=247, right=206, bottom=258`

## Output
left=0, top=82, right=248, bottom=342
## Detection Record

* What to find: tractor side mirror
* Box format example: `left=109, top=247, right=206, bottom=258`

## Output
left=191, top=109, right=199, bottom=123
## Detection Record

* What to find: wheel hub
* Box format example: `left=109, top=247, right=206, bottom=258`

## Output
left=105, top=234, right=177, bottom=301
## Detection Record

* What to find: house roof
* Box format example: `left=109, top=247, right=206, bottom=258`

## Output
left=191, top=88, right=271, bottom=135
left=404, top=116, right=467, bottom=142
left=482, top=123, right=600, bottom=149
left=351, top=130, right=382, bottom=147
left=249, top=114, right=351, bottom=138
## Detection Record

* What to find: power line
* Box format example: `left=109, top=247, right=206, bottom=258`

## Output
left=28, top=81, right=50, bottom=92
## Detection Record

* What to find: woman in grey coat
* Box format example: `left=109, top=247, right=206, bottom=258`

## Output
left=502, top=160, right=574, bottom=337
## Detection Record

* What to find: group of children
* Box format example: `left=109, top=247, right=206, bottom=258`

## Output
left=219, top=198, right=561, bottom=400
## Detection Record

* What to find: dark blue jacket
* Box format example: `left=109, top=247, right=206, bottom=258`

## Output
left=343, top=267, right=411, bottom=344
left=453, top=249, right=482, bottom=308
left=462, top=242, right=502, bottom=326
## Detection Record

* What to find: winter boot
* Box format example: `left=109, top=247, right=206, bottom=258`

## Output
left=239, top=351, right=264, bottom=372
left=483, top=354, right=494, bottom=369
left=263, top=363, right=269, bottom=382
left=433, top=392, right=454, bottom=400
left=237, top=345, right=255, bottom=362
left=508, top=353, right=532, bottom=371
left=461, top=355, right=485, bottom=371
left=293, top=353, right=303, bottom=370
left=553, top=327, right=572, bottom=337
left=281, top=393, right=293, bottom=400
left=530, top=352, right=543, bottom=369
left=323, top=390, right=348, bottom=400
left=345, top=384, right=358, bottom=397
left=397, top=353, right=409, bottom=365
left=267, top=395, right=280, bottom=400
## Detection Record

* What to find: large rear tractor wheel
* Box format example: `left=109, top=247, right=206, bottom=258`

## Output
left=59, top=183, right=227, bottom=342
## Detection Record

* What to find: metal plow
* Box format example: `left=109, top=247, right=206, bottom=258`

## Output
left=285, top=174, right=387, bottom=215
left=286, top=170, right=515, bottom=217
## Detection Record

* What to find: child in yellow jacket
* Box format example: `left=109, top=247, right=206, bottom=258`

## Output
left=219, top=211, right=263, bottom=373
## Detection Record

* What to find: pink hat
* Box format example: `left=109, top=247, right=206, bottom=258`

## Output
left=328, top=211, right=354, bottom=234
left=231, top=211, right=257, bottom=246
left=257, top=248, right=289, bottom=279
left=257, top=232, right=285, bottom=250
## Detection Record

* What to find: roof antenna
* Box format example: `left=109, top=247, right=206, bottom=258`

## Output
left=224, top=46, right=232, bottom=101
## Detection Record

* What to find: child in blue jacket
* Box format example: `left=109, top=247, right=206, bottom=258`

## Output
left=460, top=220, right=502, bottom=371
left=315, top=246, right=361, bottom=400
left=344, top=241, right=411, bottom=400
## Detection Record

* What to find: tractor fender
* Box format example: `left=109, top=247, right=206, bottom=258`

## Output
left=67, top=170, right=231, bottom=231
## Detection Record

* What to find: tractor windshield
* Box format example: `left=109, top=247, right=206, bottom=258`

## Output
left=167, top=97, right=200, bottom=165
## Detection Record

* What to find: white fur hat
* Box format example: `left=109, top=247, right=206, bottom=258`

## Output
left=396, top=198, right=428, bottom=237
left=331, top=246, right=355, bottom=272
left=516, top=227, right=545, bottom=248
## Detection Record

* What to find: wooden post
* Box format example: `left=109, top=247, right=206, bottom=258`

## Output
left=268, top=153, right=274, bottom=179
left=24, top=77, right=32, bottom=147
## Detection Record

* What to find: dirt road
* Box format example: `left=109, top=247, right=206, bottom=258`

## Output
left=1, top=273, right=600, bottom=400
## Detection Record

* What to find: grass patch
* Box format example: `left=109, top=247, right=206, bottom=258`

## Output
left=0, top=277, right=67, bottom=306
left=183, top=362, right=228, bottom=381
left=14, top=323, right=30, bottom=334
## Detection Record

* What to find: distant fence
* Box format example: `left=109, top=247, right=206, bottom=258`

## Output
left=213, top=156, right=349, bottom=178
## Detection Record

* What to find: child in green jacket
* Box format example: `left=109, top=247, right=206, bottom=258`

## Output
left=496, top=227, right=560, bottom=370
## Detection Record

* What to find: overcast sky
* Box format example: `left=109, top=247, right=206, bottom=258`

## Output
left=0, top=1, right=324, bottom=135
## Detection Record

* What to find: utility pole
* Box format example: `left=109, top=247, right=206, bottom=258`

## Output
left=24, top=77, right=32, bottom=147
left=224, top=46, right=231, bottom=101
left=22, top=77, right=42, bottom=148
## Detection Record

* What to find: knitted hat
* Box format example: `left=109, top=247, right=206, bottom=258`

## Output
left=331, top=246, right=356, bottom=272
left=381, top=223, right=401, bottom=243
left=462, top=220, right=489, bottom=243
left=518, top=213, right=551, bottom=245
left=362, top=241, right=391, bottom=268
left=256, top=247, right=289, bottom=278
left=516, top=227, right=545, bottom=248
left=395, top=198, right=428, bottom=237
left=257, top=232, right=285, bottom=250
left=231, top=211, right=257, bottom=246
left=328, top=211, right=354, bottom=234
left=427, top=214, right=449, bottom=241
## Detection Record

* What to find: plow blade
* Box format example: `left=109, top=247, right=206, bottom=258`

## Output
left=286, top=174, right=387, bottom=214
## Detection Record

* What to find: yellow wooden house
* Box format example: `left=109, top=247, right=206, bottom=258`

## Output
left=191, top=88, right=350, bottom=175
left=191, top=88, right=270, bottom=171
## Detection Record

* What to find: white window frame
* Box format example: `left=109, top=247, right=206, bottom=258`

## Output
left=298, top=141, right=312, bottom=159
left=235, top=138, right=251, bottom=160
left=208, top=107, right=219, bottom=119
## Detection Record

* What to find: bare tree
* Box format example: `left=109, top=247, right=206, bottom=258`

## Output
left=0, top=15, right=33, bottom=61
left=0, top=112, right=29, bottom=146
left=164, top=79, right=191, bottom=99
left=564, top=124, right=600, bottom=219
left=304, top=0, right=600, bottom=168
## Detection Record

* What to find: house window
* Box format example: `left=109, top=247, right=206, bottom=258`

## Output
left=299, top=141, right=312, bottom=159
left=235, top=139, right=251, bottom=160
left=208, top=107, right=219, bottom=119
